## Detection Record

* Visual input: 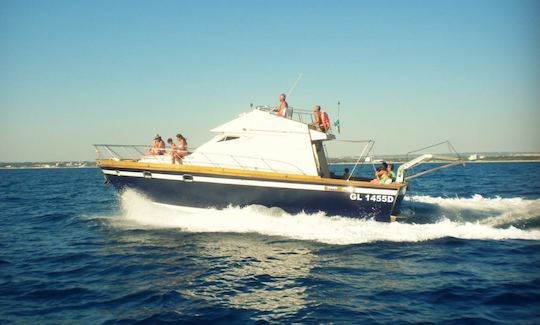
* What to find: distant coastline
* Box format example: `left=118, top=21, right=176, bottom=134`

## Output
left=328, top=152, right=540, bottom=165
left=0, top=161, right=97, bottom=170
left=0, top=166, right=98, bottom=170
left=331, top=159, right=540, bottom=165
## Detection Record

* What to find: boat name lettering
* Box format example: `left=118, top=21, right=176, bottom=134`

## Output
left=350, top=193, right=394, bottom=203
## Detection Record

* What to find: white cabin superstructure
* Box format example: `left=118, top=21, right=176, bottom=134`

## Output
left=182, top=109, right=334, bottom=177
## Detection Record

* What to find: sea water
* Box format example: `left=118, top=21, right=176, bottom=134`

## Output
left=0, top=163, right=539, bottom=323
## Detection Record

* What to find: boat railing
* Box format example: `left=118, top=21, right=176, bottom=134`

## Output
left=255, top=105, right=332, bottom=133
left=94, top=144, right=151, bottom=161
left=396, top=141, right=466, bottom=182
left=93, top=144, right=307, bottom=175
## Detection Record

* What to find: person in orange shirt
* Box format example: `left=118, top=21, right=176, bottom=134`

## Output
left=312, top=105, right=326, bottom=132
left=312, top=105, right=331, bottom=132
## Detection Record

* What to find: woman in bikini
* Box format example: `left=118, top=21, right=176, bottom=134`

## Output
left=176, top=134, right=188, bottom=159
left=167, top=138, right=182, bottom=164
left=148, top=134, right=165, bottom=155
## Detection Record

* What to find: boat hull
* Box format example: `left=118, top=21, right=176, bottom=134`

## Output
left=101, top=167, right=406, bottom=222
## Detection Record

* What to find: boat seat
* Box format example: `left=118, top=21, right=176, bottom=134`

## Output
left=285, top=108, right=293, bottom=119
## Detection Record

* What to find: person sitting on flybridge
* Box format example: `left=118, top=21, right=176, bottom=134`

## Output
left=312, top=105, right=330, bottom=132
left=148, top=134, right=166, bottom=155
left=275, top=93, right=288, bottom=117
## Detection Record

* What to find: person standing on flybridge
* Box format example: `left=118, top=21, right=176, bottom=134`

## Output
left=276, top=93, right=288, bottom=117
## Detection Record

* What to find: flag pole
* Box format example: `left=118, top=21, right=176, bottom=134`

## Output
left=335, top=100, right=341, bottom=134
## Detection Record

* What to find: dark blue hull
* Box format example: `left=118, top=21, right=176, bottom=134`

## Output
left=102, top=168, right=406, bottom=222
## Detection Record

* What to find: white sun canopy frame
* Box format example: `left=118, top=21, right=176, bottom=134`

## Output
left=183, top=109, right=331, bottom=176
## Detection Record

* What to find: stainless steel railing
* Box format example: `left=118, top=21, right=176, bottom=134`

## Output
left=93, top=144, right=307, bottom=175
left=255, top=105, right=333, bottom=134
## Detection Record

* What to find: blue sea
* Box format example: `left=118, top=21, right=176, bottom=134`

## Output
left=1, top=163, right=540, bottom=324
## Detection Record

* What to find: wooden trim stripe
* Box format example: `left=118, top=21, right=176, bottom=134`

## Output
left=96, top=159, right=406, bottom=190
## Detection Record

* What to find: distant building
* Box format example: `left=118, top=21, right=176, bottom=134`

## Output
left=468, top=154, right=478, bottom=161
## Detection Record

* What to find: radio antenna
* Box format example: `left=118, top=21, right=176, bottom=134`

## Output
left=286, top=72, right=303, bottom=98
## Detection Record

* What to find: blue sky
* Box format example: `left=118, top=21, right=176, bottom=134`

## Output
left=1, top=0, right=539, bottom=162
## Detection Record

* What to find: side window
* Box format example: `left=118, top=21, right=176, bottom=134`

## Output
left=218, top=136, right=240, bottom=142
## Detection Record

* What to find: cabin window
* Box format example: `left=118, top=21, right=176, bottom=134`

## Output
left=218, top=136, right=240, bottom=142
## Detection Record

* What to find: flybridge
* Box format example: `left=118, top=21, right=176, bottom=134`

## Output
left=191, top=108, right=334, bottom=176
left=213, top=106, right=336, bottom=140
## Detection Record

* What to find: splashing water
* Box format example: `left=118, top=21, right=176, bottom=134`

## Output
left=110, top=190, right=540, bottom=245
left=408, top=194, right=540, bottom=226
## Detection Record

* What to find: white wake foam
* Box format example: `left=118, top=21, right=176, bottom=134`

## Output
left=408, top=194, right=540, bottom=226
left=108, top=190, right=540, bottom=245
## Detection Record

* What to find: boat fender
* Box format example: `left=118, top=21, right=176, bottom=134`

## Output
left=183, top=174, right=193, bottom=182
